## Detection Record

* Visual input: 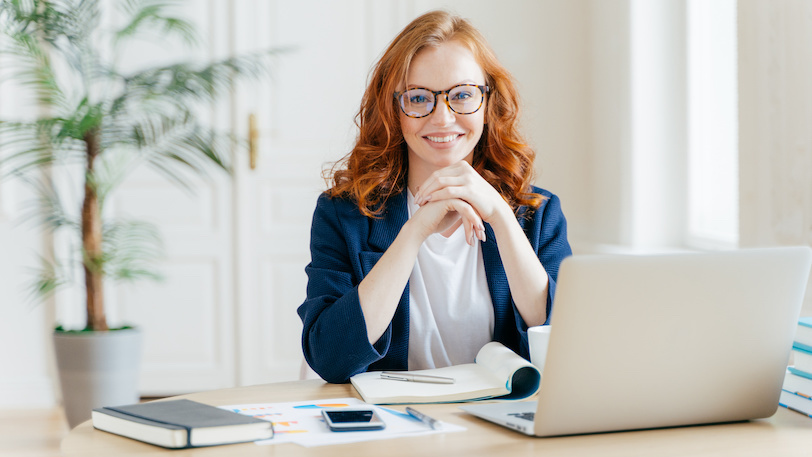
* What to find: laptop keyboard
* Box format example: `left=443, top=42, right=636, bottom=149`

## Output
left=508, top=412, right=535, bottom=422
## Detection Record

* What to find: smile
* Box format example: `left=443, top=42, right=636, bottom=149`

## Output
left=425, top=134, right=460, bottom=143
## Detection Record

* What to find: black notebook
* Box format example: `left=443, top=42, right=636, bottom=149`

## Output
left=92, top=399, right=273, bottom=449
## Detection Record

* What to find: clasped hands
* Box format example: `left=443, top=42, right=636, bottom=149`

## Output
left=411, top=161, right=511, bottom=245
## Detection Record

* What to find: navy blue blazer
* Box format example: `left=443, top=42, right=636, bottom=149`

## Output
left=298, top=186, right=572, bottom=383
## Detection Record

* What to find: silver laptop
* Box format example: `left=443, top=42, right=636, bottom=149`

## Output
left=460, top=246, right=812, bottom=437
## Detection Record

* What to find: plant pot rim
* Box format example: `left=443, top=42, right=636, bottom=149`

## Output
left=53, top=327, right=141, bottom=338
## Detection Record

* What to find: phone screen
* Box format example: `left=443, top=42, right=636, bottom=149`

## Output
left=325, top=410, right=375, bottom=423
left=322, top=409, right=386, bottom=431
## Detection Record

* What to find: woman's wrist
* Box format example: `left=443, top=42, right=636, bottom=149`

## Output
left=485, top=200, right=517, bottom=235
left=401, top=218, right=431, bottom=246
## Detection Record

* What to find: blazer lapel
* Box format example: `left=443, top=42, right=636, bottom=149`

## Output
left=481, top=223, right=512, bottom=336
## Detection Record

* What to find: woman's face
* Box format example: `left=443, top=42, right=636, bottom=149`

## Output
left=399, top=40, right=487, bottom=186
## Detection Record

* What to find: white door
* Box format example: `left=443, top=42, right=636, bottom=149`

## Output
left=230, top=0, right=415, bottom=385
left=109, top=2, right=237, bottom=394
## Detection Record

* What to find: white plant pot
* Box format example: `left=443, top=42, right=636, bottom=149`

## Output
left=53, top=328, right=142, bottom=429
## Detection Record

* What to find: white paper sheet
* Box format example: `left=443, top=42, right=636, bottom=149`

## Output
left=219, top=397, right=465, bottom=447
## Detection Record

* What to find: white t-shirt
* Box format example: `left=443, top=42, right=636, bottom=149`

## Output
left=406, top=191, right=495, bottom=370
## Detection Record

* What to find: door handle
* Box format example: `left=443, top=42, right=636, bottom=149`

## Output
left=248, top=113, right=258, bottom=170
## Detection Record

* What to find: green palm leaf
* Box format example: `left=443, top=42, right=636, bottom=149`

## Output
left=102, top=219, right=163, bottom=282
left=116, top=0, right=197, bottom=46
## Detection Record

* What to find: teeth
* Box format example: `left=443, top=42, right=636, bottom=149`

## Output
left=426, top=134, right=457, bottom=143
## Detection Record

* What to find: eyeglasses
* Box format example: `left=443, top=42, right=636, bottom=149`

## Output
left=394, top=84, right=489, bottom=118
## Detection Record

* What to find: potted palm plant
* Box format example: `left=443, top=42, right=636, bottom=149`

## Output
left=0, top=0, right=270, bottom=427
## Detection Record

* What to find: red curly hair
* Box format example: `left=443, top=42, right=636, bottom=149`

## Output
left=326, top=10, right=542, bottom=217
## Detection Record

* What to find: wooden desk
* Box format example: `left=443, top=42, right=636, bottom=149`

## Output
left=62, top=380, right=812, bottom=456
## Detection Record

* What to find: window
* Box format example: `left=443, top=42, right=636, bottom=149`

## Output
left=686, top=0, right=738, bottom=248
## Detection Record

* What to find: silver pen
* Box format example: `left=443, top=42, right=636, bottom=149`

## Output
left=405, top=406, right=443, bottom=430
left=380, top=371, right=455, bottom=384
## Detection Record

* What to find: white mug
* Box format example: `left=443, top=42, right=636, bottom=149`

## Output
left=528, top=325, right=552, bottom=372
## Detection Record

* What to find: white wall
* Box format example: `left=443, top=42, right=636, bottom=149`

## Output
left=738, top=0, right=812, bottom=315
left=0, top=59, right=58, bottom=407
left=0, top=188, right=58, bottom=408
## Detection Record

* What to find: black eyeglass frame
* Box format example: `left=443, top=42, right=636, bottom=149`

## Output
left=393, top=84, right=490, bottom=118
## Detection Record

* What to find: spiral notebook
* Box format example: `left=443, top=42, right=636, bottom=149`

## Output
left=350, top=342, right=540, bottom=404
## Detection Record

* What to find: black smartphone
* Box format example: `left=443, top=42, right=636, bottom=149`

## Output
left=321, top=408, right=386, bottom=432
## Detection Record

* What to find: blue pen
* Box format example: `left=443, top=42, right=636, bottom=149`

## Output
left=405, top=406, right=443, bottom=430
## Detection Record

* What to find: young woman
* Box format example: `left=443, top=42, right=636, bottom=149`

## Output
left=298, top=10, right=572, bottom=383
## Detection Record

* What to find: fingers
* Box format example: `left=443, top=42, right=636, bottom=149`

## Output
left=419, top=184, right=465, bottom=206
left=415, top=161, right=507, bottom=223
left=414, top=161, right=474, bottom=206
left=445, top=199, right=486, bottom=245
left=415, top=177, right=467, bottom=205
left=415, top=175, right=468, bottom=205
left=411, top=197, right=486, bottom=245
